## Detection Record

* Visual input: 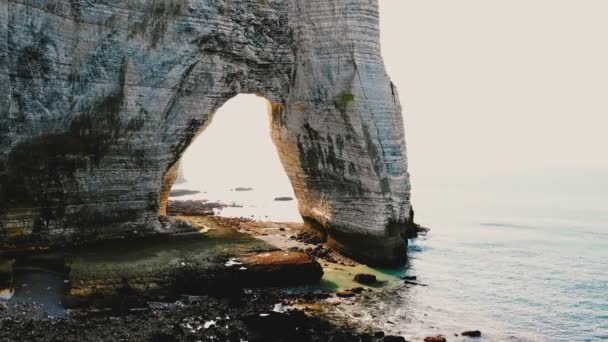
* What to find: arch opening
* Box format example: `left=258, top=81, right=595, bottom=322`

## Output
left=162, top=94, right=301, bottom=223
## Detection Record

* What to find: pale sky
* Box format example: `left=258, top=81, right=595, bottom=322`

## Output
left=182, top=1, right=608, bottom=189
left=380, top=0, right=608, bottom=182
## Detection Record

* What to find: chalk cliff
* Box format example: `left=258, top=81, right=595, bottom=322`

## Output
left=0, top=0, right=413, bottom=265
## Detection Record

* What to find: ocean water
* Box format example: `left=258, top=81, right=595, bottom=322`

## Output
left=172, top=172, right=608, bottom=341
left=405, top=178, right=608, bottom=341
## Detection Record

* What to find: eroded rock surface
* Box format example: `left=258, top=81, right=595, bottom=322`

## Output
left=0, top=0, right=413, bottom=265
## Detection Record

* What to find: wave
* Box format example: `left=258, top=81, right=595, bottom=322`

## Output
left=479, top=222, right=536, bottom=229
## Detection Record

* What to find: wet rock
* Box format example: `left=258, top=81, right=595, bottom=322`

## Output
left=404, top=224, right=430, bottom=239
left=374, top=331, right=385, bottom=338
left=401, top=275, right=417, bottom=281
left=1, top=288, right=371, bottom=341
left=424, top=335, right=447, bottom=342
left=294, top=232, right=324, bottom=246
left=404, top=280, right=428, bottom=286
left=336, top=291, right=356, bottom=298
left=233, top=187, right=253, bottom=192
left=461, top=330, right=482, bottom=337
left=384, top=336, right=407, bottom=342
left=417, top=225, right=431, bottom=235
left=238, top=251, right=324, bottom=286
left=349, top=287, right=365, bottom=294
left=353, top=273, right=377, bottom=285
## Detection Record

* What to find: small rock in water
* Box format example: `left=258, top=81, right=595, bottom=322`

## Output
left=233, top=187, right=253, bottom=192
left=424, top=336, right=447, bottom=342
left=404, top=280, right=428, bottom=286
left=353, top=273, right=377, bottom=285
left=461, top=330, right=482, bottom=337
left=274, top=197, right=293, bottom=201
left=336, top=291, right=355, bottom=298
left=401, top=275, right=417, bottom=281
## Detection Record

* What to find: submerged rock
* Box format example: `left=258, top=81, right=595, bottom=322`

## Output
left=353, top=273, right=377, bottom=285
left=0, top=0, right=413, bottom=266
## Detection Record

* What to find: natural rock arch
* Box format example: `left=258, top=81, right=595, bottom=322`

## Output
left=0, top=0, right=413, bottom=265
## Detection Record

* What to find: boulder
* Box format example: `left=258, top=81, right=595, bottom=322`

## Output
left=424, top=336, right=447, bottom=342
left=238, top=251, right=324, bottom=286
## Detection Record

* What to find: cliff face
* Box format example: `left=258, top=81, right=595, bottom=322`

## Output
left=0, top=0, right=412, bottom=265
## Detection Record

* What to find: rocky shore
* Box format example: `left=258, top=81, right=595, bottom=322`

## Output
left=0, top=200, right=415, bottom=341
left=1, top=289, right=395, bottom=342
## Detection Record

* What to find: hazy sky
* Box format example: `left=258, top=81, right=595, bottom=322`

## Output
left=183, top=1, right=608, bottom=188
left=380, top=1, right=608, bottom=182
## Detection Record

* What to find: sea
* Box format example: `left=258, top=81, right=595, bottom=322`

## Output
left=172, top=168, right=608, bottom=341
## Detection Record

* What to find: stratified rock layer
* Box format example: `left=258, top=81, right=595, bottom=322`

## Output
left=0, top=0, right=412, bottom=265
